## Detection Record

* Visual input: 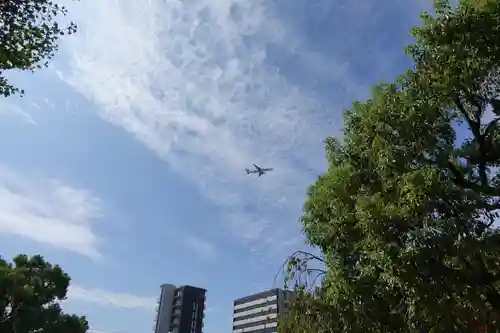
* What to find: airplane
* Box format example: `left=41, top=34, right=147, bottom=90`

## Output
left=245, top=164, right=274, bottom=177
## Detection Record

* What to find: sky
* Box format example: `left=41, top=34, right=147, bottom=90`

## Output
left=0, top=0, right=432, bottom=333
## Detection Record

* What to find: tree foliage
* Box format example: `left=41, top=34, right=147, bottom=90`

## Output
left=281, top=0, right=500, bottom=332
left=0, top=254, right=89, bottom=333
left=0, top=0, right=78, bottom=97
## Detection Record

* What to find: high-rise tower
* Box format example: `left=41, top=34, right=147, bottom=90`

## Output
left=154, top=284, right=206, bottom=333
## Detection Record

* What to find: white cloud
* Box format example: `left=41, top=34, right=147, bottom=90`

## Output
left=228, top=212, right=269, bottom=243
left=68, top=285, right=156, bottom=311
left=55, top=0, right=426, bottom=258
left=182, top=234, right=218, bottom=262
left=55, top=0, right=325, bottom=256
left=0, top=165, right=102, bottom=260
left=0, top=99, right=36, bottom=125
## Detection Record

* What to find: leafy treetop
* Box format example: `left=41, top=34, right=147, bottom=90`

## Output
left=0, top=254, right=89, bottom=333
left=0, top=0, right=78, bottom=97
left=281, top=1, right=500, bottom=332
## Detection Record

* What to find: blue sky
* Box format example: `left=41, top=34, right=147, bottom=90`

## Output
left=0, top=0, right=431, bottom=333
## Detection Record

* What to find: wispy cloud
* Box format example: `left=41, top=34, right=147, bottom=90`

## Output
left=56, top=0, right=328, bottom=254
left=0, top=99, right=37, bottom=125
left=0, top=165, right=103, bottom=260
left=182, top=234, right=218, bottom=262
left=68, top=285, right=156, bottom=311
left=55, top=0, right=428, bottom=258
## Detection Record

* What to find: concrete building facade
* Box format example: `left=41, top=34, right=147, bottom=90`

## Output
left=232, top=288, right=294, bottom=333
left=154, top=284, right=206, bottom=333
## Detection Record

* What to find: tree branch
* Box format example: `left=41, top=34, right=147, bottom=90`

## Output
left=311, top=270, right=326, bottom=289
left=446, top=159, right=500, bottom=197
left=454, top=94, right=479, bottom=138
left=483, top=118, right=500, bottom=138
left=453, top=93, right=489, bottom=186
left=274, top=250, right=326, bottom=288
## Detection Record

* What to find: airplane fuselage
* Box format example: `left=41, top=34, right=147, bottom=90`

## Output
left=245, top=165, right=273, bottom=177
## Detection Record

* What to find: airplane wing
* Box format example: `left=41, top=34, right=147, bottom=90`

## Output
left=253, top=164, right=261, bottom=171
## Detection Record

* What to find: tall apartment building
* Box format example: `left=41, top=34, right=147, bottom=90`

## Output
left=232, top=288, right=294, bottom=333
left=153, top=284, right=206, bottom=333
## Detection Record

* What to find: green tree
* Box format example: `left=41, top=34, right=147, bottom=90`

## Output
left=0, top=254, right=89, bottom=333
left=0, top=0, right=78, bottom=97
left=281, top=0, right=500, bottom=332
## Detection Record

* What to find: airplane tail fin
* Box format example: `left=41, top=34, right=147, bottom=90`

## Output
left=245, top=169, right=250, bottom=174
